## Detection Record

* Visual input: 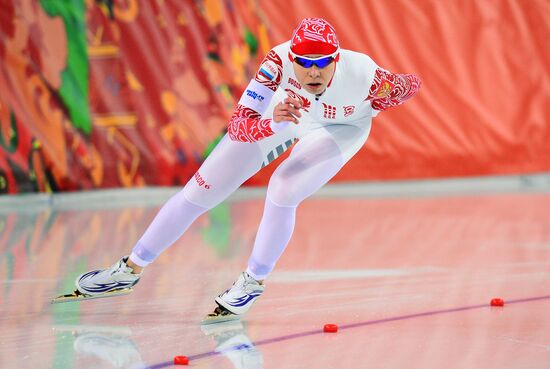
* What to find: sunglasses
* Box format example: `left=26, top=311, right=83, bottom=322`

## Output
left=289, top=50, right=339, bottom=69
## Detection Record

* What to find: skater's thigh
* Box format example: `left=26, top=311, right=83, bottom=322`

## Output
left=323, top=119, right=372, bottom=163
left=266, top=123, right=371, bottom=206
left=183, top=134, right=264, bottom=208
left=266, top=128, right=348, bottom=207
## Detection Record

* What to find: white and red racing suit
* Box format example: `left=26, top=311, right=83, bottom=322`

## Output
left=131, top=41, right=420, bottom=277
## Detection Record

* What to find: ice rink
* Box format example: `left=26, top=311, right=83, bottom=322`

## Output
left=1, top=175, right=550, bottom=369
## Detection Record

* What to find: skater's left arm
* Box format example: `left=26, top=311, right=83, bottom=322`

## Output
left=365, top=68, right=421, bottom=112
left=227, top=49, right=283, bottom=143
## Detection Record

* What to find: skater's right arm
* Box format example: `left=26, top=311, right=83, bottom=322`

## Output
left=365, top=68, right=422, bottom=112
left=227, top=49, right=285, bottom=143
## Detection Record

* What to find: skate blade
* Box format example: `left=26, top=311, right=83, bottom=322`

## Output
left=201, top=312, right=241, bottom=325
left=51, top=288, right=133, bottom=304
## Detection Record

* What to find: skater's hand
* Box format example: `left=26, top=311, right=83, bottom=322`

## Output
left=273, top=97, right=302, bottom=124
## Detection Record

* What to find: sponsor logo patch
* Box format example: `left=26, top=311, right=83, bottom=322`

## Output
left=343, top=105, right=355, bottom=117
left=246, top=89, right=265, bottom=102
left=194, top=172, right=211, bottom=189
left=284, top=89, right=311, bottom=112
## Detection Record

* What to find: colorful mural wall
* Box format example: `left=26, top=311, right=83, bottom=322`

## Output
left=0, top=0, right=548, bottom=194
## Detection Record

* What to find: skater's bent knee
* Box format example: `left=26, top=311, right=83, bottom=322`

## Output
left=266, top=180, right=303, bottom=207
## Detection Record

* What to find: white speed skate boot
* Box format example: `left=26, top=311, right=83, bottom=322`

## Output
left=51, top=256, right=142, bottom=304
left=202, top=272, right=265, bottom=325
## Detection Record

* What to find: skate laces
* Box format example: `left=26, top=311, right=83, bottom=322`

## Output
left=242, top=273, right=264, bottom=293
left=120, top=257, right=142, bottom=276
left=106, top=258, right=141, bottom=278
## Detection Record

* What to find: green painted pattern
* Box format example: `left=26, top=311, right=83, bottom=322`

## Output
left=0, top=111, right=19, bottom=153
left=40, top=0, right=91, bottom=134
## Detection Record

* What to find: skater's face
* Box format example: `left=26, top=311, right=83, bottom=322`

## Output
left=292, top=53, right=336, bottom=95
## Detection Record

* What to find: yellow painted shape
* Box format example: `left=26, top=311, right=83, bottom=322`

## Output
left=204, top=0, right=223, bottom=26
left=94, top=114, right=137, bottom=127
left=161, top=91, right=178, bottom=115
left=126, top=70, right=143, bottom=91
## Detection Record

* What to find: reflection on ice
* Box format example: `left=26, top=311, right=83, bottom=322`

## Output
left=202, top=320, right=264, bottom=369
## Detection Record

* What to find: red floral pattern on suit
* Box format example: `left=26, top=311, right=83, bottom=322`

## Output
left=284, top=89, right=311, bottom=112
left=227, top=105, right=274, bottom=143
left=227, top=49, right=283, bottom=142
left=367, top=68, right=421, bottom=111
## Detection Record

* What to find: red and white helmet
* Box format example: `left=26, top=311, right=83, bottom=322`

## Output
left=290, top=18, right=340, bottom=56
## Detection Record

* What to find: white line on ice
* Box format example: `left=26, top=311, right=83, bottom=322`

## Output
left=269, top=267, right=443, bottom=283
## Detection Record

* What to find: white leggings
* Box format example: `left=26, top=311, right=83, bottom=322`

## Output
left=130, top=122, right=371, bottom=280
